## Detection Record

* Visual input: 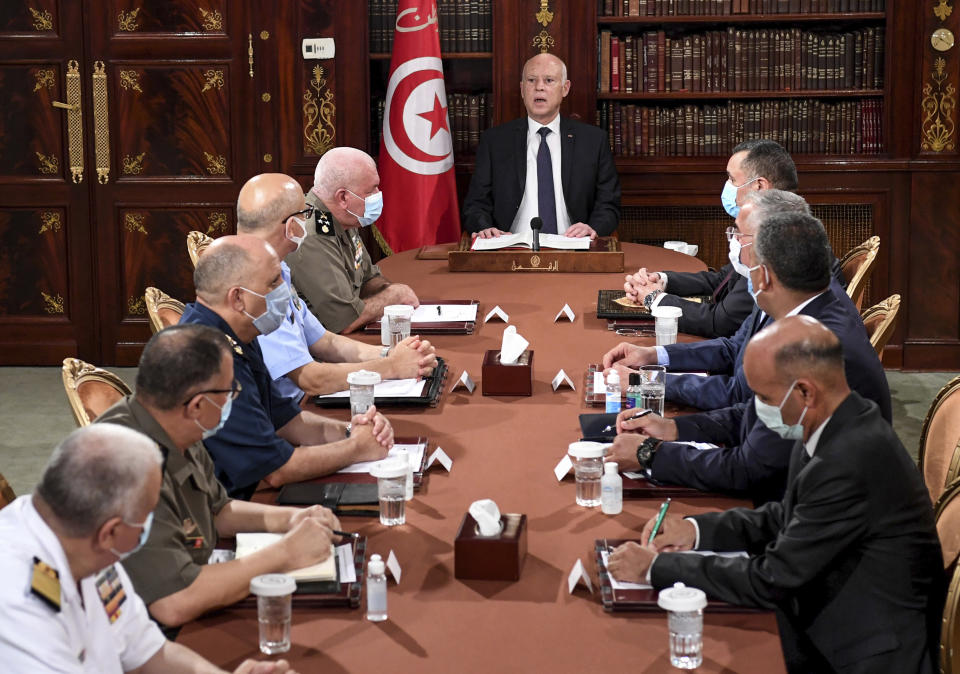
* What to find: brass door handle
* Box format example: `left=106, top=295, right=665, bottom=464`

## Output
left=63, top=60, right=84, bottom=183
left=91, top=61, right=110, bottom=184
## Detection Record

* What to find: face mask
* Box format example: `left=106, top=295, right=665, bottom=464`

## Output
left=747, top=263, right=764, bottom=302
left=728, top=237, right=754, bottom=277
left=720, top=177, right=758, bottom=217
left=754, top=380, right=808, bottom=440
left=110, top=511, right=154, bottom=561
left=195, top=394, right=233, bottom=439
left=345, top=189, right=383, bottom=227
left=240, top=283, right=291, bottom=335
left=286, top=216, right=307, bottom=251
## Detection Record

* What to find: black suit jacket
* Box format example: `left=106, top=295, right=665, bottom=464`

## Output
left=652, top=393, right=944, bottom=674
left=659, top=264, right=752, bottom=338
left=462, top=116, right=621, bottom=235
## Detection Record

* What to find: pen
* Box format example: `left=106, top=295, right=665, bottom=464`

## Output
left=334, top=530, right=360, bottom=539
left=648, top=498, right=671, bottom=545
left=601, top=408, right=653, bottom=433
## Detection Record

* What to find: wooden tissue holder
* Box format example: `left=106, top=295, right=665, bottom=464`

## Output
left=481, top=349, right=533, bottom=396
left=454, top=512, right=527, bottom=581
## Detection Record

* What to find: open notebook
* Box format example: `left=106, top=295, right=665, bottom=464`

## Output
left=471, top=232, right=590, bottom=250
left=236, top=533, right=337, bottom=582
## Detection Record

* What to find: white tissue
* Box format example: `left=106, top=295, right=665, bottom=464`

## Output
left=499, top=325, right=529, bottom=365
left=469, top=499, right=502, bottom=536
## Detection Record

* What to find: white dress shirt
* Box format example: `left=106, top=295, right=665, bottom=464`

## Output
left=510, top=115, right=572, bottom=235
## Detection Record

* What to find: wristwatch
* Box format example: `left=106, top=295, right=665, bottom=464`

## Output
left=636, top=437, right=663, bottom=472
left=643, top=289, right=663, bottom=310
left=344, top=423, right=352, bottom=439
left=380, top=345, right=391, bottom=358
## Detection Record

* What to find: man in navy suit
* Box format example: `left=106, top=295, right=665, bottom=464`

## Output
left=607, top=210, right=891, bottom=504
left=462, top=53, right=620, bottom=240
left=607, top=317, right=943, bottom=674
left=603, top=190, right=867, bottom=416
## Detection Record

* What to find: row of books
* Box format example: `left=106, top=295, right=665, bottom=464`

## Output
left=371, top=92, right=493, bottom=157
left=369, top=0, right=492, bottom=54
left=598, top=0, right=884, bottom=14
left=597, top=99, right=884, bottom=156
left=598, top=26, right=884, bottom=94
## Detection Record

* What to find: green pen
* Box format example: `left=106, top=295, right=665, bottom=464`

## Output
left=648, top=497, right=671, bottom=545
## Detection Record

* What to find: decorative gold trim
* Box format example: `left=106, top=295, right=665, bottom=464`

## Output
left=532, top=30, right=555, bottom=54
left=198, top=7, right=223, bottom=32
left=29, top=8, right=53, bottom=31
left=512, top=257, right=558, bottom=272
left=535, top=1, right=554, bottom=27
left=36, top=151, right=59, bottom=174
left=41, top=291, right=64, bottom=314
left=119, top=70, right=142, bottom=92
left=261, top=92, right=271, bottom=102
left=127, top=296, right=146, bottom=315
left=921, top=57, right=957, bottom=152
left=260, top=30, right=270, bottom=40
left=92, top=61, right=110, bottom=184
left=118, top=7, right=141, bottom=32
left=303, top=65, right=336, bottom=156
left=122, top=152, right=146, bottom=175
left=263, top=153, right=273, bottom=163
left=204, top=152, right=227, bottom=174
left=33, top=69, right=55, bottom=92
left=935, top=0, right=953, bottom=22
left=39, top=211, right=62, bottom=234
left=206, top=211, right=228, bottom=234
left=372, top=224, right=394, bottom=257
left=201, top=69, right=224, bottom=93
left=248, top=33, right=254, bottom=78
left=65, top=60, right=83, bottom=183
left=124, top=212, right=148, bottom=235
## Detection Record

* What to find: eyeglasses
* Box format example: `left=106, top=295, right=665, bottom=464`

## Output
left=181, top=380, right=242, bottom=406
left=725, top=226, right=754, bottom=242
left=283, top=204, right=315, bottom=223
left=615, top=328, right=655, bottom=337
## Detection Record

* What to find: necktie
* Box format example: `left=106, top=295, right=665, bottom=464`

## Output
left=536, top=127, right=557, bottom=235
left=711, top=268, right=736, bottom=302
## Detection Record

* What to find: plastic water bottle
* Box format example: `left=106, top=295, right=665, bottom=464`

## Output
left=600, top=462, right=623, bottom=515
left=625, top=372, right=642, bottom=410
left=605, top=371, right=621, bottom=413
left=366, top=554, right=387, bottom=622
left=397, top=447, right=413, bottom=501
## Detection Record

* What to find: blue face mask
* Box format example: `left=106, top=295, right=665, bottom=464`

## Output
left=346, top=189, right=383, bottom=227
left=754, top=380, right=808, bottom=440
left=747, top=263, right=765, bottom=304
left=240, top=283, right=291, bottom=335
left=110, top=511, right=154, bottom=561
left=195, top=394, right=233, bottom=440
left=720, top=177, right=758, bottom=217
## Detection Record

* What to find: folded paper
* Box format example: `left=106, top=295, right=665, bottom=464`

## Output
left=554, top=455, right=573, bottom=481
left=335, top=544, right=357, bottom=584
left=426, top=447, right=453, bottom=472
left=551, top=369, right=575, bottom=391
left=567, top=558, right=593, bottom=594
left=554, top=303, right=575, bottom=322
left=469, top=499, right=502, bottom=536
left=593, top=370, right=605, bottom=394
left=386, top=549, right=402, bottom=584
left=499, top=325, right=529, bottom=365
left=484, top=305, right=509, bottom=323
left=450, top=370, right=476, bottom=394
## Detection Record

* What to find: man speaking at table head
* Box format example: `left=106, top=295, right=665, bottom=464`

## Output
left=236, top=173, right=437, bottom=402
left=607, top=316, right=944, bottom=674
left=180, top=235, right=394, bottom=499
left=462, top=53, right=621, bottom=241
left=0, top=425, right=297, bottom=674
left=286, top=147, right=421, bottom=334
left=97, top=324, right=341, bottom=629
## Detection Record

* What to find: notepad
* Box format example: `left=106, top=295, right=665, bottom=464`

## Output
left=409, top=304, right=479, bottom=323
left=470, top=232, right=590, bottom=251
left=337, top=441, right=426, bottom=474
left=600, top=549, right=748, bottom=590
left=316, top=378, right=427, bottom=399
left=236, top=533, right=337, bottom=582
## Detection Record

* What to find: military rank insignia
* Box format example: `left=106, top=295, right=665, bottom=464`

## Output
left=95, top=565, right=127, bottom=624
left=317, top=210, right=332, bottom=235
left=30, top=557, right=61, bottom=612
left=353, top=236, right=363, bottom=270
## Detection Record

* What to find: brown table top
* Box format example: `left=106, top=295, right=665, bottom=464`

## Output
left=177, top=242, right=786, bottom=673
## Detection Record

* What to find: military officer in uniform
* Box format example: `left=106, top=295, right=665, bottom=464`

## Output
left=0, top=424, right=296, bottom=673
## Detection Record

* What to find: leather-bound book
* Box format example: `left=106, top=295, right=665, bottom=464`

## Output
left=600, top=30, right=611, bottom=93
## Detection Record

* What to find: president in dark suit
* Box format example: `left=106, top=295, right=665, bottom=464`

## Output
left=607, top=316, right=944, bottom=674
left=462, top=53, right=620, bottom=240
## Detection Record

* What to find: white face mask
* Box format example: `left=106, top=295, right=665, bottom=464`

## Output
left=754, top=380, right=808, bottom=440
left=728, top=236, right=754, bottom=277
left=286, top=216, right=307, bottom=251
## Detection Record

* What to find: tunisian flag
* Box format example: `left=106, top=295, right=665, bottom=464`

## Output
left=376, top=0, right=461, bottom=253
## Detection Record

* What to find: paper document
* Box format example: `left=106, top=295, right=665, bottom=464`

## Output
left=338, top=442, right=426, bottom=474
left=335, top=544, right=356, bottom=584
left=410, top=303, right=478, bottom=323
left=471, top=232, right=590, bottom=251
left=236, top=533, right=336, bottom=582
left=317, top=378, right=427, bottom=399
left=600, top=549, right=748, bottom=590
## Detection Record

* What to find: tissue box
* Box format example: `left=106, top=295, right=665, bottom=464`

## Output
left=481, top=349, right=533, bottom=396
left=454, top=512, right=527, bottom=581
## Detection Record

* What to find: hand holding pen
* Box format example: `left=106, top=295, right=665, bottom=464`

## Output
left=640, top=509, right=697, bottom=553
left=616, top=407, right=679, bottom=441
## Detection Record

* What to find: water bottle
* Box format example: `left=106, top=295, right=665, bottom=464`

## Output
left=366, top=554, right=387, bottom=622
left=397, top=447, right=414, bottom=501
left=605, top=371, right=621, bottom=413
left=600, top=462, right=622, bottom=515
left=625, top=372, right=641, bottom=410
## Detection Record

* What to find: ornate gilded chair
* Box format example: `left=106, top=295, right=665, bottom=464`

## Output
left=918, top=375, right=960, bottom=506
left=937, top=480, right=960, bottom=572
left=0, top=472, right=15, bottom=510
left=839, top=235, right=880, bottom=311
left=144, top=287, right=185, bottom=334
left=860, top=294, right=901, bottom=357
left=187, top=230, right=214, bottom=268
left=942, top=561, right=960, bottom=673
left=61, top=358, right=133, bottom=427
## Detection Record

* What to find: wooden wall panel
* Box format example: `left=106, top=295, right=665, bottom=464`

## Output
left=0, top=208, right=68, bottom=316
left=109, top=0, right=229, bottom=36
left=0, top=64, right=64, bottom=177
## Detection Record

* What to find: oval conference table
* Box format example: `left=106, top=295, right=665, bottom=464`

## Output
left=177, top=242, right=786, bottom=673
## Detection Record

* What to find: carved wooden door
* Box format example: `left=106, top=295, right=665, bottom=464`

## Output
left=0, top=3, right=96, bottom=363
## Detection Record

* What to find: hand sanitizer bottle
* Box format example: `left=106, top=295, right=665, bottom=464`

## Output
left=366, top=554, right=387, bottom=622
left=605, top=371, right=621, bottom=413
left=601, top=462, right=623, bottom=515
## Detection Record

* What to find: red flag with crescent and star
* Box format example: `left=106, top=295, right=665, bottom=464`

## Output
left=376, top=0, right=460, bottom=252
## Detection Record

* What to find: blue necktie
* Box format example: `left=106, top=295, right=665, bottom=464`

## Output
left=537, top=127, right=557, bottom=235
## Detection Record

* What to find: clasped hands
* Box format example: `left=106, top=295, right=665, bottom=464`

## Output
left=389, top=335, right=437, bottom=379
left=606, top=514, right=697, bottom=583
left=623, top=267, right=665, bottom=302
